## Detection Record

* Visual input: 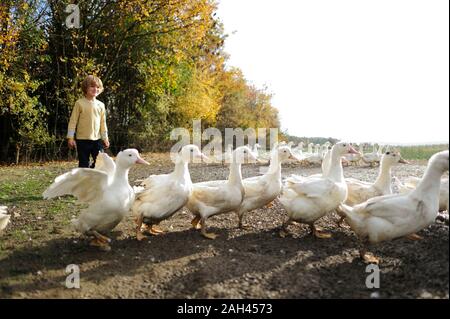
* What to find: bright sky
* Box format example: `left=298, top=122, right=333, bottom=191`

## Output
left=216, top=0, right=449, bottom=145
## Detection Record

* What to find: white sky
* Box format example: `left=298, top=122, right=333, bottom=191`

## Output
left=216, top=0, right=449, bottom=145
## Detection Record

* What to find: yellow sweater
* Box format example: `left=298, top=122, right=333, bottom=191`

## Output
left=67, top=97, right=108, bottom=140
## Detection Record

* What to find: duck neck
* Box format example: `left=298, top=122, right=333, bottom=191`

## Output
left=412, top=164, right=444, bottom=202
left=322, top=151, right=331, bottom=175
left=113, top=165, right=130, bottom=185
left=228, top=162, right=243, bottom=187
left=267, top=153, right=282, bottom=178
left=327, top=151, right=344, bottom=182
left=173, top=157, right=191, bottom=184
left=373, top=160, right=392, bottom=193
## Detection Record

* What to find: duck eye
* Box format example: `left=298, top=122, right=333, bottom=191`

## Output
left=386, top=152, right=390, bottom=155
left=190, top=149, right=194, bottom=153
left=244, top=150, right=247, bottom=154
left=128, top=154, right=132, bottom=157
left=343, top=144, right=346, bottom=147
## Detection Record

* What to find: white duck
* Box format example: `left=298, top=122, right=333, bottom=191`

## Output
left=393, top=176, right=449, bottom=212
left=345, top=151, right=408, bottom=206
left=132, top=145, right=207, bottom=240
left=304, top=144, right=323, bottom=166
left=186, top=146, right=259, bottom=239
left=362, top=144, right=383, bottom=166
left=245, top=143, right=261, bottom=158
left=321, top=145, right=333, bottom=176
left=293, top=142, right=304, bottom=154
left=279, top=142, right=358, bottom=238
left=339, top=150, right=449, bottom=264
left=43, top=149, right=149, bottom=250
left=236, top=145, right=300, bottom=228
left=343, top=143, right=363, bottom=166
left=95, top=151, right=116, bottom=176
left=0, top=206, right=10, bottom=233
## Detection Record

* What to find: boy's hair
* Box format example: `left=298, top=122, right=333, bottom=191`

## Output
left=81, top=75, right=104, bottom=95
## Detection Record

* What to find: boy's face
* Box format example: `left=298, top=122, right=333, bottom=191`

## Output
left=86, top=84, right=100, bottom=99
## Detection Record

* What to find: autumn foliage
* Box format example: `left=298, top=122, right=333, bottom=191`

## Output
left=0, top=0, right=280, bottom=163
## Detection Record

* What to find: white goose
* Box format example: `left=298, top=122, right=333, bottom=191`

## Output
left=132, top=145, right=207, bottom=240
left=43, top=149, right=149, bottom=250
left=339, top=150, right=449, bottom=264
left=236, top=145, right=300, bottom=228
left=279, top=142, right=358, bottom=238
left=186, top=146, right=259, bottom=239
left=0, top=206, right=10, bottom=233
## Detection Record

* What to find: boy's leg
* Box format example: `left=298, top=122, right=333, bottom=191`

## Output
left=90, top=139, right=104, bottom=169
left=76, top=140, right=90, bottom=168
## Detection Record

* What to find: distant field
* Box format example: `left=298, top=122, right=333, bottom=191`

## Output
left=394, top=144, right=449, bottom=160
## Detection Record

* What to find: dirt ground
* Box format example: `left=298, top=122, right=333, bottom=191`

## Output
left=0, top=155, right=448, bottom=299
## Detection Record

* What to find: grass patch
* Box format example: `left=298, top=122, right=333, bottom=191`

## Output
left=395, top=144, right=448, bottom=160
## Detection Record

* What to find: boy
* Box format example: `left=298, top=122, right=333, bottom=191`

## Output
left=67, top=75, right=110, bottom=168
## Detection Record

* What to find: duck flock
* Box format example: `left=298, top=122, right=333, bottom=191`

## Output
left=1, top=142, right=448, bottom=264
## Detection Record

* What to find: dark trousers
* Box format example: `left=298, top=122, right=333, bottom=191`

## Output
left=76, top=139, right=103, bottom=168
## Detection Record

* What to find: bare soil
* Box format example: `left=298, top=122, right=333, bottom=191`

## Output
left=0, top=155, right=448, bottom=299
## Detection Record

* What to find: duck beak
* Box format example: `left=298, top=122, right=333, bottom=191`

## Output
left=347, top=145, right=359, bottom=154
left=399, top=157, right=409, bottom=164
left=198, top=153, right=209, bottom=162
left=136, top=157, right=150, bottom=165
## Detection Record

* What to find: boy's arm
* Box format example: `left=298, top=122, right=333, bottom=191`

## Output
left=100, top=105, right=109, bottom=148
left=67, top=101, right=81, bottom=148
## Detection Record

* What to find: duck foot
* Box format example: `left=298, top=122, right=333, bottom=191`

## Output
left=405, top=233, right=423, bottom=240
left=136, top=231, right=147, bottom=241
left=312, top=225, right=332, bottom=239
left=88, top=230, right=111, bottom=243
left=191, top=216, right=201, bottom=230
left=89, top=238, right=111, bottom=251
left=142, top=224, right=164, bottom=235
left=264, top=201, right=274, bottom=209
left=360, top=251, right=380, bottom=264
left=201, top=231, right=218, bottom=240
left=336, top=216, right=348, bottom=228
left=150, top=225, right=164, bottom=233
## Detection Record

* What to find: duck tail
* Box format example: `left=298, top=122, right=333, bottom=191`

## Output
left=338, top=203, right=364, bottom=229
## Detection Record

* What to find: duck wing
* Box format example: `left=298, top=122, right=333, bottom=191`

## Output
left=286, top=177, right=337, bottom=198
left=190, top=183, right=231, bottom=208
left=43, top=168, right=109, bottom=203
left=95, top=152, right=116, bottom=175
